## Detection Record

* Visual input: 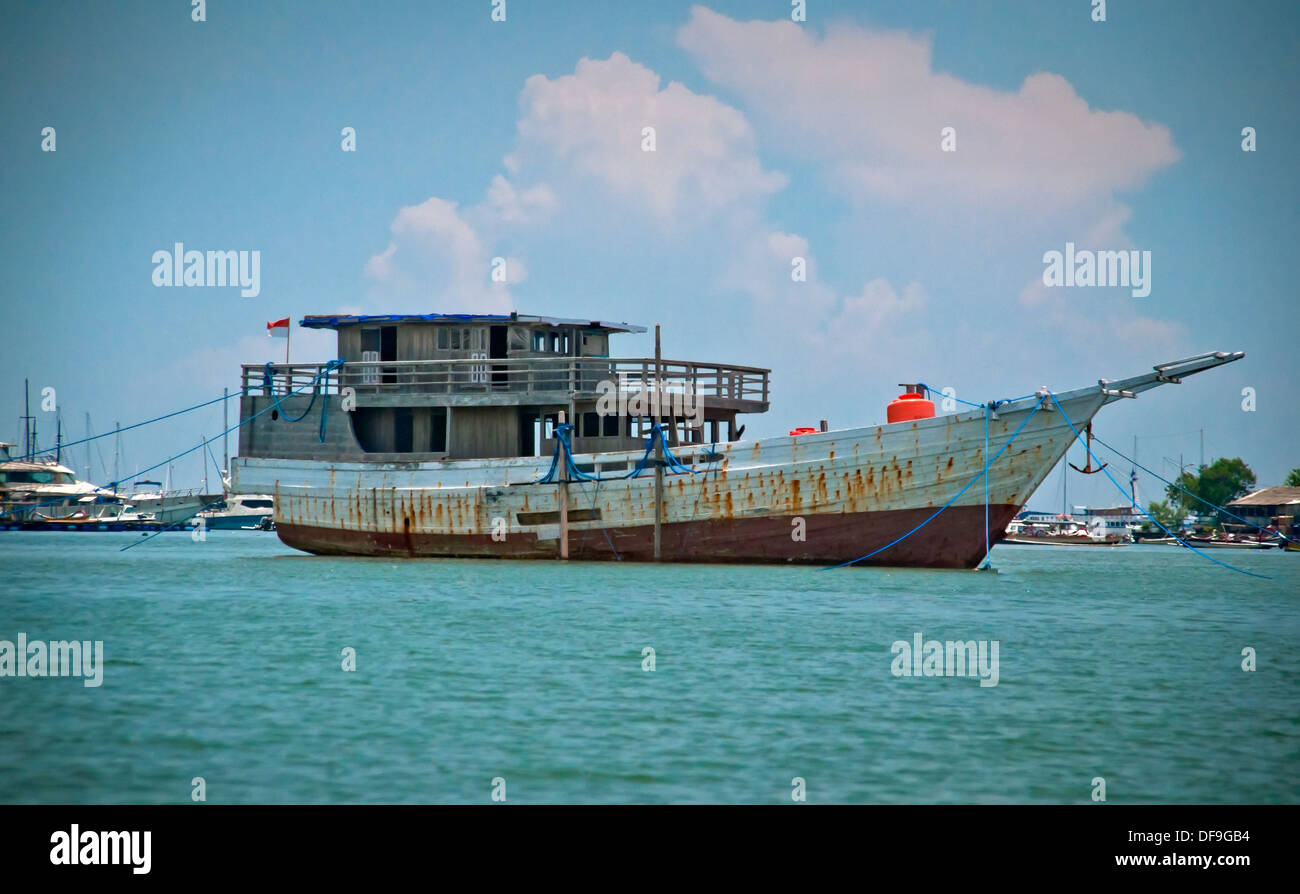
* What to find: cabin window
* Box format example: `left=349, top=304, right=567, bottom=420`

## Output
left=361, top=328, right=381, bottom=355
left=509, top=327, right=528, bottom=352
left=602, top=414, right=620, bottom=437
left=7, top=470, right=56, bottom=484
left=582, top=412, right=600, bottom=438
left=243, top=499, right=273, bottom=509
left=437, top=329, right=449, bottom=350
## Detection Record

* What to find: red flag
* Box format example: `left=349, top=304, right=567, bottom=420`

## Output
left=267, top=318, right=290, bottom=338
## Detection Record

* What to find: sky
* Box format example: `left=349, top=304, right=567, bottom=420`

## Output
left=1, top=0, right=1295, bottom=510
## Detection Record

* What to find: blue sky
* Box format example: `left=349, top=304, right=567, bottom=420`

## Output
left=2, top=0, right=1295, bottom=509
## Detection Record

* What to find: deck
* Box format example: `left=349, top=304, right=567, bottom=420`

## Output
left=240, top=357, right=771, bottom=414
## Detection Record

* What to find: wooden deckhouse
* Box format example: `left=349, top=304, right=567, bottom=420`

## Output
left=238, top=313, right=770, bottom=462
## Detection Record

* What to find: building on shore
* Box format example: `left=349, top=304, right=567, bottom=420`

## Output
left=1226, top=486, right=1300, bottom=528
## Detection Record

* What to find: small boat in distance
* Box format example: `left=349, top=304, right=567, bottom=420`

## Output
left=196, top=492, right=275, bottom=530
left=1179, top=532, right=1279, bottom=550
left=1003, top=515, right=1130, bottom=546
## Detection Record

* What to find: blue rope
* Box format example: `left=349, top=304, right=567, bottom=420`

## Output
left=980, top=403, right=991, bottom=569
left=1088, top=432, right=1297, bottom=546
left=916, top=383, right=1038, bottom=411
left=1047, top=392, right=1270, bottom=580
left=4, top=362, right=343, bottom=519
left=263, top=361, right=337, bottom=425
left=102, top=361, right=340, bottom=493
left=119, top=497, right=228, bottom=552
left=823, top=399, right=1045, bottom=569
left=535, top=422, right=703, bottom=484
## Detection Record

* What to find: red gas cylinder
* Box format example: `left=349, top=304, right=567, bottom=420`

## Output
left=887, top=385, right=935, bottom=424
left=789, top=427, right=818, bottom=436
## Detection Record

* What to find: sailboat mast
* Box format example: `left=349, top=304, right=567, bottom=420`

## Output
left=223, top=387, right=229, bottom=479
left=1131, top=435, right=1139, bottom=506
left=1062, top=449, right=1068, bottom=517
left=21, top=378, right=32, bottom=458
left=112, top=421, right=121, bottom=490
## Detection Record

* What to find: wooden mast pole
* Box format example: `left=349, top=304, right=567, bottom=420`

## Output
left=558, top=410, right=569, bottom=560
left=653, top=323, right=663, bottom=561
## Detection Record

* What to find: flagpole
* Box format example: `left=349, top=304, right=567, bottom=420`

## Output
left=286, top=321, right=291, bottom=365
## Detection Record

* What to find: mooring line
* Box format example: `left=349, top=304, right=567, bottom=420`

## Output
left=8, top=388, right=243, bottom=464
left=1048, top=392, right=1270, bottom=580
left=1087, top=432, right=1297, bottom=546
left=823, top=399, right=1045, bottom=570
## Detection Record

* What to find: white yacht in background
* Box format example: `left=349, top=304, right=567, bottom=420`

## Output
left=121, top=480, right=221, bottom=526
left=195, top=492, right=275, bottom=530
left=0, top=442, right=128, bottom=521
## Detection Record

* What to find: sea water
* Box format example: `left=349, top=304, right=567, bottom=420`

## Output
left=1, top=532, right=1296, bottom=804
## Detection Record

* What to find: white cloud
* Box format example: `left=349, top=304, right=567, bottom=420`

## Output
left=485, top=175, right=557, bottom=225
left=358, top=11, right=1189, bottom=413
left=364, top=195, right=512, bottom=313
left=514, top=51, right=787, bottom=222
left=1020, top=202, right=1134, bottom=307
left=676, top=7, right=1179, bottom=210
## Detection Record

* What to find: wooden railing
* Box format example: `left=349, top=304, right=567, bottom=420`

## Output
left=239, top=357, right=770, bottom=404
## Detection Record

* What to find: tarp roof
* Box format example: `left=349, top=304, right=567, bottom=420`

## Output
left=1227, top=486, right=1300, bottom=507
left=299, top=313, right=646, bottom=333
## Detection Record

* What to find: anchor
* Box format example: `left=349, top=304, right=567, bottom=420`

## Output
left=1068, top=422, right=1108, bottom=474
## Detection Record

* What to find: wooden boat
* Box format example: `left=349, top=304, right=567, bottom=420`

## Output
left=229, top=314, right=1242, bottom=568
left=1181, top=535, right=1278, bottom=550
left=1002, top=518, right=1130, bottom=546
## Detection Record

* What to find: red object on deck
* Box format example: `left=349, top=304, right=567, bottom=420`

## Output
left=887, top=391, right=935, bottom=424
left=788, top=427, right=818, bottom=436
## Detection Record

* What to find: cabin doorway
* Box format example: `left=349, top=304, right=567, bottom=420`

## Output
left=394, top=408, right=413, bottom=453
left=490, top=325, right=508, bottom=389
left=518, top=408, right=536, bottom=457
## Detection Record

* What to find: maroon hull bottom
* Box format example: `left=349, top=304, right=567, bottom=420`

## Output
left=276, top=504, right=1021, bottom=569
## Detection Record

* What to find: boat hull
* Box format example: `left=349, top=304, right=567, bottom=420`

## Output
left=275, top=503, right=1022, bottom=568
left=1001, top=535, right=1129, bottom=547
left=200, top=513, right=273, bottom=530
left=234, top=391, right=1107, bottom=569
